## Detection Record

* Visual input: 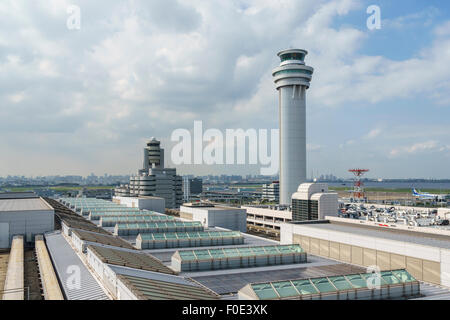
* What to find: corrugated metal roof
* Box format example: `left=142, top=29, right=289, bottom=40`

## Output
left=413, top=283, right=450, bottom=300
left=88, top=244, right=175, bottom=275
left=117, top=273, right=219, bottom=300
left=45, top=232, right=109, bottom=300
left=72, top=229, right=135, bottom=250
left=45, top=197, right=111, bottom=235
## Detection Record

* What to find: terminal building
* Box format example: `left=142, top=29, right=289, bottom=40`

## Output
left=280, top=216, right=450, bottom=287
left=243, top=183, right=338, bottom=231
left=114, top=138, right=183, bottom=209
left=2, top=193, right=450, bottom=300
left=182, top=177, right=203, bottom=202
left=243, top=205, right=292, bottom=231
left=2, top=49, right=450, bottom=301
left=262, top=181, right=279, bottom=203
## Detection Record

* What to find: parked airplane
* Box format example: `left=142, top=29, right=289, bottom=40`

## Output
left=412, top=189, right=449, bottom=201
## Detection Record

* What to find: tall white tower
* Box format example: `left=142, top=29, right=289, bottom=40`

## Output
left=273, top=49, right=314, bottom=205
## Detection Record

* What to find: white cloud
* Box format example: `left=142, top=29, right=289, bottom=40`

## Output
left=307, top=144, right=322, bottom=151
left=0, top=0, right=448, bottom=177
left=434, top=21, right=450, bottom=37
left=365, top=128, right=382, bottom=139
left=390, top=140, right=438, bottom=157
left=8, top=92, right=25, bottom=103
left=383, top=6, right=440, bottom=29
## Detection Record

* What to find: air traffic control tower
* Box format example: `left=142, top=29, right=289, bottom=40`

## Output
left=273, top=49, right=314, bottom=205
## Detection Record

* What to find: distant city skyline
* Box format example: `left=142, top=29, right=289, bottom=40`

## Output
left=1, top=0, right=450, bottom=179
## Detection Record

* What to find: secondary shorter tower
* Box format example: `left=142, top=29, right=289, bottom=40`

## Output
left=114, top=138, right=182, bottom=208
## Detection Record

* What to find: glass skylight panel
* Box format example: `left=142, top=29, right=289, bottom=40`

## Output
left=237, top=247, right=253, bottom=256
left=291, top=279, right=318, bottom=295
left=272, top=281, right=298, bottom=298
left=328, top=276, right=354, bottom=290
left=392, top=270, right=416, bottom=282
left=186, top=232, right=198, bottom=238
left=179, top=251, right=196, bottom=260
left=263, top=246, right=279, bottom=254
left=251, top=247, right=266, bottom=255
left=252, top=284, right=279, bottom=300
left=209, top=249, right=226, bottom=258
left=195, top=250, right=211, bottom=260
left=311, top=278, right=335, bottom=293
left=223, top=248, right=240, bottom=257
left=152, top=234, right=165, bottom=240
left=380, top=271, right=401, bottom=285
left=345, top=274, right=368, bottom=289
left=277, top=246, right=293, bottom=254
left=176, top=233, right=189, bottom=239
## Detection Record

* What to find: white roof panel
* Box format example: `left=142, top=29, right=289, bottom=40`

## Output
left=0, top=198, right=53, bottom=212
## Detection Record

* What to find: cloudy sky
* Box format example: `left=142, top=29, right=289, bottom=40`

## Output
left=1, top=0, right=450, bottom=179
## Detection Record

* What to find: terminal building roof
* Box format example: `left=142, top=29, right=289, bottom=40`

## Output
left=45, top=197, right=111, bottom=235
left=72, top=229, right=135, bottom=250
left=117, top=273, right=219, bottom=300
left=45, top=197, right=450, bottom=301
left=239, top=269, right=418, bottom=300
left=0, top=197, right=53, bottom=212
left=87, top=244, right=175, bottom=275
left=295, top=220, right=450, bottom=249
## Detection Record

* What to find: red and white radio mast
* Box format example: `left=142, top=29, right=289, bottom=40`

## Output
left=349, top=169, right=369, bottom=202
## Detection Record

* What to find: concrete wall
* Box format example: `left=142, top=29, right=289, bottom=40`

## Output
left=35, top=235, right=64, bottom=300
left=243, top=206, right=292, bottom=230
left=179, top=211, right=193, bottom=220
left=281, top=222, right=450, bottom=287
left=2, top=236, right=24, bottom=300
left=113, top=196, right=165, bottom=213
left=86, top=247, right=120, bottom=298
left=70, top=231, right=87, bottom=254
left=242, top=206, right=292, bottom=220
left=116, top=276, right=139, bottom=300
left=180, top=205, right=247, bottom=232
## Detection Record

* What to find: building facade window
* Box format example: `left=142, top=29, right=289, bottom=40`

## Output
left=273, top=69, right=312, bottom=77
left=292, top=199, right=319, bottom=221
